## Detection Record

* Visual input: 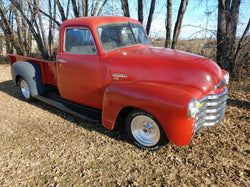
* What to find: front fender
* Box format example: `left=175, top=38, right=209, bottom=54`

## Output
left=102, top=82, right=202, bottom=146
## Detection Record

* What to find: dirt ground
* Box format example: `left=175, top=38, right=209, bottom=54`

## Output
left=0, top=64, right=249, bottom=186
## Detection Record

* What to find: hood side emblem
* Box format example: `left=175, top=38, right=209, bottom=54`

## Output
left=112, top=73, right=128, bottom=80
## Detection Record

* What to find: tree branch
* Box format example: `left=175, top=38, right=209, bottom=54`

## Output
left=25, top=0, right=61, bottom=27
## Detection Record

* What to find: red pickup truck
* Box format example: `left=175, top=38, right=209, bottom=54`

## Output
left=8, top=16, right=229, bottom=150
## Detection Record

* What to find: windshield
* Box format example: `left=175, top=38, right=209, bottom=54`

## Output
left=97, top=22, right=150, bottom=52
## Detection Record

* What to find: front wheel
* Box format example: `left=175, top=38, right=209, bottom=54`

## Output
left=18, top=77, right=34, bottom=102
left=126, top=109, right=167, bottom=150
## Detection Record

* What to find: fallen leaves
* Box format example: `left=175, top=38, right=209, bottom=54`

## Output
left=0, top=64, right=249, bottom=186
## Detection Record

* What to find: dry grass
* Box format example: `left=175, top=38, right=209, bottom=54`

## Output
left=0, top=62, right=249, bottom=185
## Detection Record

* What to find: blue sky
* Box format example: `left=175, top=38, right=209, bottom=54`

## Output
left=2, top=0, right=249, bottom=40
left=124, top=0, right=250, bottom=39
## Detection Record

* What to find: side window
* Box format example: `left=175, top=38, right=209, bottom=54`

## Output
left=64, top=28, right=96, bottom=55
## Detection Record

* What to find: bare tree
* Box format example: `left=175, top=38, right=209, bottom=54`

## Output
left=138, top=0, right=143, bottom=24
left=164, top=0, right=189, bottom=49
left=72, top=0, right=80, bottom=17
left=0, top=0, right=24, bottom=54
left=71, top=0, right=107, bottom=17
left=25, top=0, right=61, bottom=27
left=20, top=0, right=30, bottom=55
left=171, top=0, right=189, bottom=49
left=146, top=0, right=156, bottom=35
left=165, top=0, right=172, bottom=48
left=10, top=0, right=50, bottom=59
left=36, top=0, right=49, bottom=56
left=217, top=0, right=241, bottom=72
left=120, top=0, right=130, bottom=17
left=12, top=4, right=27, bottom=56
left=91, top=0, right=100, bottom=16
left=136, top=0, right=156, bottom=34
left=54, top=0, right=66, bottom=22
left=82, top=0, right=88, bottom=16
left=48, top=0, right=57, bottom=59
left=97, top=0, right=109, bottom=16
left=232, top=18, right=249, bottom=77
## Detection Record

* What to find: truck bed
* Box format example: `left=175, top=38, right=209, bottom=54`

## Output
left=7, top=54, right=58, bottom=87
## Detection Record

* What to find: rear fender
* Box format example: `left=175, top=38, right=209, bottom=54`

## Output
left=11, top=61, right=44, bottom=96
left=102, top=82, right=202, bottom=146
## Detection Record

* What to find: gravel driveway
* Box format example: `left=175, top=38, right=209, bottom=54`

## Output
left=0, top=64, right=249, bottom=186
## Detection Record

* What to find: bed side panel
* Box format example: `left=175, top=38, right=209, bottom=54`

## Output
left=7, top=54, right=57, bottom=87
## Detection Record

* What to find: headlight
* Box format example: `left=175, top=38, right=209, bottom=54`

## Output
left=224, top=72, right=229, bottom=84
left=187, top=98, right=199, bottom=118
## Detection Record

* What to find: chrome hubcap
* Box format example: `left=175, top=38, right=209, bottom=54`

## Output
left=20, top=79, right=30, bottom=99
left=131, top=115, right=160, bottom=147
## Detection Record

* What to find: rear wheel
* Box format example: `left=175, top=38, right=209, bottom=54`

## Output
left=126, top=109, right=167, bottom=150
left=18, top=77, right=34, bottom=102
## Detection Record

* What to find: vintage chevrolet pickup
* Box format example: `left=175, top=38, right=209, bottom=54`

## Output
left=8, top=16, right=229, bottom=150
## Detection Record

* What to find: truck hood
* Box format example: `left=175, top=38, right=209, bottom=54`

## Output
left=109, top=47, right=223, bottom=94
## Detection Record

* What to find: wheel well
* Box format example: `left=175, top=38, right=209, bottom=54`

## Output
left=15, top=75, right=21, bottom=86
left=114, top=106, right=135, bottom=129
left=115, top=107, right=169, bottom=142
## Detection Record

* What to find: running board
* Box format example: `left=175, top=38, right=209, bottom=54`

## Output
left=34, top=94, right=101, bottom=122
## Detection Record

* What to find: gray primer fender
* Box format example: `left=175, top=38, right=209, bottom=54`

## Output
left=11, top=61, right=44, bottom=96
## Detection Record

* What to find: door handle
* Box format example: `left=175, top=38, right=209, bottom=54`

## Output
left=57, top=59, right=67, bottom=63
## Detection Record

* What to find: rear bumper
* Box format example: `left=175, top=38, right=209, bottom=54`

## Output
left=193, top=87, right=228, bottom=134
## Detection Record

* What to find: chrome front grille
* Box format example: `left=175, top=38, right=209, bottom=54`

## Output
left=193, top=87, right=228, bottom=134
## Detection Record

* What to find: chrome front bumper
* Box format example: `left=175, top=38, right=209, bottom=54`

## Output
left=193, top=87, right=228, bottom=134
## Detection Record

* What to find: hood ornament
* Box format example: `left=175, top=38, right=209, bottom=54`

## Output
left=214, top=79, right=226, bottom=90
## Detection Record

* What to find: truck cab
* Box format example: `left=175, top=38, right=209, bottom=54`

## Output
left=8, top=16, right=229, bottom=150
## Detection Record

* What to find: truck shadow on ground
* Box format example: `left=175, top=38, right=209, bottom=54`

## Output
left=227, top=98, right=250, bottom=110
left=0, top=80, right=130, bottom=146
left=1, top=80, right=249, bottom=148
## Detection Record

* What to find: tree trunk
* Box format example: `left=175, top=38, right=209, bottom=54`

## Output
left=25, top=0, right=61, bottom=27
left=48, top=0, right=53, bottom=58
left=97, top=0, right=108, bottom=16
left=138, top=0, right=143, bottom=24
left=232, top=18, right=250, bottom=75
left=0, top=1, right=23, bottom=55
left=13, top=5, right=27, bottom=56
left=165, top=0, right=172, bottom=48
left=217, top=0, right=227, bottom=68
left=19, top=0, right=29, bottom=55
left=82, top=0, right=88, bottom=16
left=91, top=0, right=100, bottom=16
left=120, top=0, right=130, bottom=17
left=72, top=0, right=80, bottom=17
left=66, top=0, right=70, bottom=19
left=146, top=0, right=156, bottom=35
left=36, top=0, right=49, bottom=55
left=171, top=0, right=189, bottom=49
left=48, top=0, right=57, bottom=60
left=10, top=0, right=49, bottom=59
left=217, top=0, right=241, bottom=72
left=55, top=0, right=66, bottom=21
left=77, top=0, right=81, bottom=15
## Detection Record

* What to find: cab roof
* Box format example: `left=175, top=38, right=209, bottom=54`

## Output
left=60, top=16, right=141, bottom=29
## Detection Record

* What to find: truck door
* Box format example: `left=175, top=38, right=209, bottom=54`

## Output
left=57, top=27, right=100, bottom=109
